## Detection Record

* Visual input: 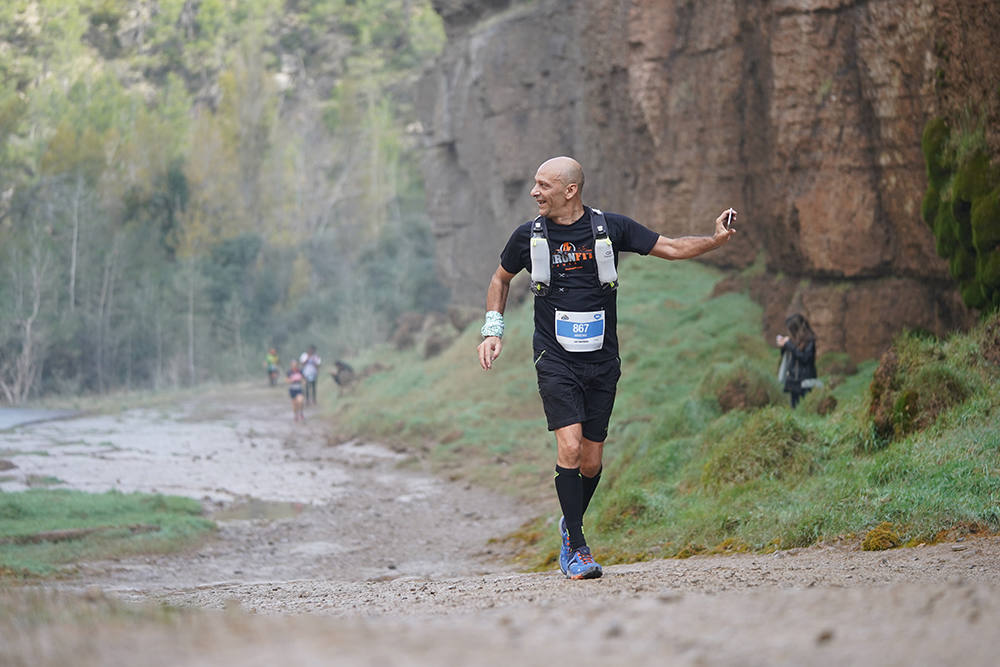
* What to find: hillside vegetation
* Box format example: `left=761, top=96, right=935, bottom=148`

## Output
left=332, top=259, right=1000, bottom=567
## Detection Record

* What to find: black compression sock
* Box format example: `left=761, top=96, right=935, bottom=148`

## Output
left=555, top=465, right=586, bottom=550
left=581, top=467, right=602, bottom=518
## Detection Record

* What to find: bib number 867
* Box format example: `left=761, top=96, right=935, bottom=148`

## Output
left=572, top=323, right=590, bottom=334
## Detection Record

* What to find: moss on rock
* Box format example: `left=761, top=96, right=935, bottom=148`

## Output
left=971, top=186, right=1000, bottom=253
left=862, top=522, right=901, bottom=551
left=950, top=246, right=976, bottom=280
left=960, top=279, right=987, bottom=309
left=953, top=151, right=998, bottom=203
left=922, top=117, right=951, bottom=184
left=933, top=203, right=959, bottom=258
left=921, top=182, right=940, bottom=228
left=921, top=117, right=1000, bottom=311
left=977, top=248, right=1000, bottom=288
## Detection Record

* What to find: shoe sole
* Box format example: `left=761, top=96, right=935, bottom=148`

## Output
left=568, top=566, right=603, bottom=580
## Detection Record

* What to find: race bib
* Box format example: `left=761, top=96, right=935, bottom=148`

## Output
left=555, top=310, right=605, bottom=352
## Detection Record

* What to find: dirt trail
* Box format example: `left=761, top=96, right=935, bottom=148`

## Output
left=3, top=384, right=999, bottom=666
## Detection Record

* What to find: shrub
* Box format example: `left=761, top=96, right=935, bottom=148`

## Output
left=701, top=407, right=818, bottom=487
left=868, top=332, right=978, bottom=443
left=596, top=487, right=651, bottom=531
left=799, top=386, right=838, bottom=416
left=818, top=351, right=857, bottom=378
left=982, top=311, right=1000, bottom=366
left=697, top=357, right=782, bottom=413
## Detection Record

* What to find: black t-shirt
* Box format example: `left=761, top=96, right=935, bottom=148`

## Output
left=499, top=206, right=659, bottom=363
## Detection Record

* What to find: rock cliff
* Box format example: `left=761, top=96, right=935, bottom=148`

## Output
left=417, top=0, right=999, bottom=360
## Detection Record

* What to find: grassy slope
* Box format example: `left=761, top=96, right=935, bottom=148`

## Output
left=336, top=258, right=1000, bottom=568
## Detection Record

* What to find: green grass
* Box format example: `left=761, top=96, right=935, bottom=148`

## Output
left=0, top=489, right=215, bottom=577
left=332, top=259, right=1000, bottom=568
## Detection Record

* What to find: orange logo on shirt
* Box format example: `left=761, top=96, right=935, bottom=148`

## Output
left=552, top=242, right=594, bottom=267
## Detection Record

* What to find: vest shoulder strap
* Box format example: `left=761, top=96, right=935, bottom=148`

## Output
left=589, top=208, right=608, bottom=239
left=529, top=207, right=618, bottom=295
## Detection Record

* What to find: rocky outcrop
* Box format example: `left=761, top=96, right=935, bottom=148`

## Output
left=417, top=0, right=999, bottom=360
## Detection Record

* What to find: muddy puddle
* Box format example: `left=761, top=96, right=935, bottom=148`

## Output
left=210, top=499, right=306, bottom=521
left=0, top=394, right=374, bottom=503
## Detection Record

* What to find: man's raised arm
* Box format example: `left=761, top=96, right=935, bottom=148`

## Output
left=649, top=208, right=738, bottom=260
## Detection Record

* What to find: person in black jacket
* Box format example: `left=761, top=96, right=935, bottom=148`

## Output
left=775, top=313, right=817, bottom=408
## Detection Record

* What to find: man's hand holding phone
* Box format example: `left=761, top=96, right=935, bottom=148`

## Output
left=713, top=208, right=738, bottom=246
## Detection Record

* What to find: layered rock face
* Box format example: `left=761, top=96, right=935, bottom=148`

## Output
left=417, top=0, right=999, bottom=360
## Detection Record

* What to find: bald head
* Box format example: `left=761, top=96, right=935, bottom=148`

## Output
left=538, top=156, right=585, bottom=194
left=532, top=156, right=586, bottom=224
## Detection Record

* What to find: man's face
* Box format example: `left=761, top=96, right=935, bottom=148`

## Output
left=530, top=165, right=567, bottom=218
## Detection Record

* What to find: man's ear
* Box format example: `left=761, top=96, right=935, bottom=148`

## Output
left=564, top=182, right=578, bottom=200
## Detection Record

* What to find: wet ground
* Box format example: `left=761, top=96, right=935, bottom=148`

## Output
left=3, top=383, right=999, bottom=666
left=0, top=383, right=524, bottom=585
left=0, top=407, right=78, bottom=431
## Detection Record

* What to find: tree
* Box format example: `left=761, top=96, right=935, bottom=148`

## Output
left=0, top=0, right=450, bottom=397
left=0, top=213, right=56, bottom=404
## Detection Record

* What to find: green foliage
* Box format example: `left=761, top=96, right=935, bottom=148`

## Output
left=0, top=489, right=214, bottom=577
left=972, top=188, right=1000, bottom=257
left=0, top=86, right=26, bottom=147
left=867, top=330, right=981, bottom=444
left=0, top=0, right=447, bottom=400
left=202, top=234, right=264, bottom=311
left=335, top=262, right=1000, bottom=566
left=701, top=408, right=820, bottom=487
left=932, top=200, right=960, bottom=258
left=921, top=116, right=950, bottom=186
left=921, top=182, right=940, bottom=228
left=921, top=115, right=1000, bottom=310
left=696, top=357, right=783, bottom=413
left=954, top=151, right=998, bottom=205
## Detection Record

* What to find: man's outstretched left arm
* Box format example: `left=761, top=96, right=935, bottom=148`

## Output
left=649, top=208, right=738, bottom=260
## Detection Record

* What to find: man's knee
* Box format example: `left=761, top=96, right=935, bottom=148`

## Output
left=558, top=438, right=582, bottom=461
left=554, top=425, right=584, bottom=467
left=580, top=459, right=602, bottom=478
left=580, top=439, right=604, bottom=477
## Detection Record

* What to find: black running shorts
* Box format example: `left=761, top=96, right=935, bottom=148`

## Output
left=533, top=349, right=621, bottom=442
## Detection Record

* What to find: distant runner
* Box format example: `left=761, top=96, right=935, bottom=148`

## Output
left=287, top=360, right=306, bottom=423
left=299, top=345, right=322, bottom=405
left=477, top=156, right=738, bottom=579
left=266, top=348, right=280, bottom=386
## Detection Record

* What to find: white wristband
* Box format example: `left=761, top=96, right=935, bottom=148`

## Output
left=481, top=310, right=504, bottom=338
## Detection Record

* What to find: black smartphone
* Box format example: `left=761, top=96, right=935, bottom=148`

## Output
left=725, top=209, right=734, bottom=230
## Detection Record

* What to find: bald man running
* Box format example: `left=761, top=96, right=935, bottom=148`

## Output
left=477, top=156, right=737, bottom=579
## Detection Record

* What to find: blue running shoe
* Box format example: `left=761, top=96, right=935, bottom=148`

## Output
left=565, top=545, right=602, bottom=580
left=558, top=516, right=572, bottom=575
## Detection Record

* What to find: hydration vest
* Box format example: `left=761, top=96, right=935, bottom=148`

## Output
left=529, top=208, right=618, bottom=297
